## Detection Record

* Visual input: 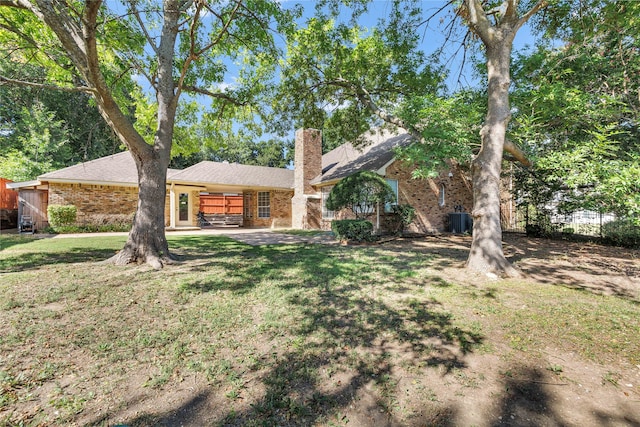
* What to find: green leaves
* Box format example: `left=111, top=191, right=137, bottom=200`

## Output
left=0, top=101, right=71, bottom=181
left=274, top=7, right=443, bottom=143
left=326, top=171, right=396, bottom=219
left=392, top=92, right=480, bottom=178
left=510, top=1, right=640, bottom=220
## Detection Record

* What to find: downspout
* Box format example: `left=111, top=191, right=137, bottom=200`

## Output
left=376, top=201, right=380, bottom=233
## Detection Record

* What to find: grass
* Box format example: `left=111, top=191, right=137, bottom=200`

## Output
left=0, top=233, right=638, bottom=426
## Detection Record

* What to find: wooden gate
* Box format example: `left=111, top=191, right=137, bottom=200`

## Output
left=18, top=190, right=48, bottom=231
left=199, top=193, right=243, bottom=226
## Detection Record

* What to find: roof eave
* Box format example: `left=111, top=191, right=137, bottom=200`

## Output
left=169, top=179, right=293, bottom=192
left=6, top=180, right=42, bottom=189
left=42, top=178, right=139, bottom=187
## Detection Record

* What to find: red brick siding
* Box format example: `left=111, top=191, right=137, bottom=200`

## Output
left=385, top=162, right=473, bottom=233
left=244, top=190, right=293, bottom=228
left=48, top=183, right=138, bottom=223
left=316, top=161, right=474, bottom=233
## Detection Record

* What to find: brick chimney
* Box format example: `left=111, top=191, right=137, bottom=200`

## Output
left=292, top=128, right=322, bottom=229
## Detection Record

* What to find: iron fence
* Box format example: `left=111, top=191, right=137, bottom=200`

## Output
left=499, top=202, right=639, bottom=249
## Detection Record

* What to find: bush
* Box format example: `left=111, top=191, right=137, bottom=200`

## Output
left=47, top=205, right=77, bottom=227
left=602, top=219, right=640, bottom=248
left=45, top=212, right=133, bottom=234
left=383, top=204, right=416, bottom=235
left=331, top=219, right=375, bottom=242
left=326, top=171, right=396, bottom=220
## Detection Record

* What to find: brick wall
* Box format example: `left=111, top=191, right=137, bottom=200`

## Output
left=385, top=161, right=473, bottom=233
left=48, top=183, right=138, bottom=222
left=317, top=161, right=474, bottom=233
left=244, top=190, right=293, bottom=228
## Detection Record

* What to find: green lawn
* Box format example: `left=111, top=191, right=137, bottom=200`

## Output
left=0, top=234, right=638, bottom=426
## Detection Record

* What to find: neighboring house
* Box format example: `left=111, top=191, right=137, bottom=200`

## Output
left=8, top=128, right=474, bottom=233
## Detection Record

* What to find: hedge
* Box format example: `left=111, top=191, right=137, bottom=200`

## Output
left=47, top=205, right=77, bottom=227
left=331, top=219, right=375, bottom=242
left=602, top=218, right=640, bottom=248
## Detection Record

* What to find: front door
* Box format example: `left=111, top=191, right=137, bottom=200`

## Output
left=177, top=192, right=190, bottom=226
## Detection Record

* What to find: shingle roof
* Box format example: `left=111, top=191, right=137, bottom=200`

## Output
left=36, top=129, right=410, bottom=190
left=39, top=151, right=180, bottom=185
left=169, top=161, right=294, bottom=189
left=312, top=129, right=414, bottom=185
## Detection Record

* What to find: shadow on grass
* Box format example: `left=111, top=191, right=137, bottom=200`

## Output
left=491, top=364, right=640, bottom=427
left=0, top=235, right=238, bottom=273
left=120, top=239, right=483, bottom=426
left=0, top=248, right=120, bottom=273
left=0, top=234, right=29, bottom=252
left=503, top=234, right=640, bottom=302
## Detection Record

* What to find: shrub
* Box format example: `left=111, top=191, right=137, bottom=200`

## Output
left=47, top=205, right=77, bottom=227
left=331, top=219, right=375, bottom=242
left=326, top=171, right=396, bottom=220
left=45, top=212, right=133, bottom=234
left=602, top=219, right=640, bottom=248
left=383, top=204, right=416, bottom=235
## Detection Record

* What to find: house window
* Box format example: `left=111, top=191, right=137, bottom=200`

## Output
left=439, top=184, right=445, bottom=207
left=257, top=191, right=270, bottom=218
left=385, top=179, right=398, bottom=212
left=322, top=186, right=335, bottom=219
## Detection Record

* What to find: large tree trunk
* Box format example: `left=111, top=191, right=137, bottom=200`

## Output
left=109, top=150, right=174, bottom=269
left=107, top=0, right=180, bottom=269
left=16, top=0, right=181, bottom=269
left=462, top=0, right=548, bottom=278
left=466, top=33, right=521, bottom=278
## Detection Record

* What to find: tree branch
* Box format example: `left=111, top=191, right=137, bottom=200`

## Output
left=515, top=0, right=549, bottom=33
left=181, top=84, right=248, bottom=106
left=129, top=3, right=159, bottom=56
left=0, top=75, right=95, bottom=93
left=329, top=77, right=425, bottom=144
left=464, top=0, right=494, bottom=44
left=0, top=20, right=40, bottom=48
left=504, top=139, right=531, bottom=166
left=0, top=0, right=27, bottom=8
left=194, top=0, right=241, bottom=57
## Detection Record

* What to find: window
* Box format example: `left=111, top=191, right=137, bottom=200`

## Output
left=385, top=179, right=398, bottom=212
left=438, top=184, right=446, bottom=207
left=321, top=186, right=335, bottom=219
left=257, top=191, right=270, bottom=218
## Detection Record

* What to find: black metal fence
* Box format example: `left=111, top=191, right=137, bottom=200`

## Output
left=502, top=205, right=616, bottom=238
left=505, top=206, right=637, bottom=249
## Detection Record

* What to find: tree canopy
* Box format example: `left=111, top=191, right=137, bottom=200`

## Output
left=326, top=170, right=396, bottom=220
left=0, top=60, right=123, bottom=181
left=511, top=0, right=640, bottom=223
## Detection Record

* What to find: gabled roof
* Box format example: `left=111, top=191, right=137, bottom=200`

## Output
left=28, top=129, right=410, bottom=190
left=312, top=129, right=414, bottom=185
left=38, top=151, right=179, bottom=186
left=170, top=161, right=294, bottom=190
